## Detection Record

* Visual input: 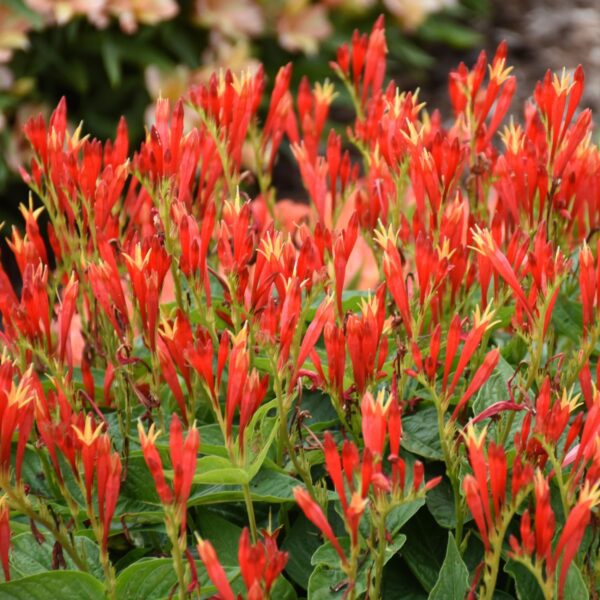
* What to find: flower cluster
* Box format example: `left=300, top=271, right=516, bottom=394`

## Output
left=0, top=17, right=599, bottom=600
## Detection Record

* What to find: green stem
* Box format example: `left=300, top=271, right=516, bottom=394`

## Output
left=167, top=514, right=187, bottom=600
left=100, top=550, right=117, bottom=600
left=433, top=388, right=464, bottom=547
left=242, top=483, right=258, bottom=543
left=4, top=487, right=88, bottom=572
left=372, top=512, right=387, bottom=599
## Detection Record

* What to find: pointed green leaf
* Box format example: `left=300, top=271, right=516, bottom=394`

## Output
left=428, top=533, right=469, bottom=600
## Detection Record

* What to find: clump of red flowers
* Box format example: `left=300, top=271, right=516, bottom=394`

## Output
left=0, top=16, right=599, bottom=600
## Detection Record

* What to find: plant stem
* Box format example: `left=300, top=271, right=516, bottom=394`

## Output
left=372, top=512, right=387, bottom=599
left=4, top=488, right=88, bottom=572
left=242, top=482, right=258, bottom=543
left=167, top=514, right=187, bottom=600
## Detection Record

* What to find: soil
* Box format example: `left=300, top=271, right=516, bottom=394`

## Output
left=488, top=0, right=600, bottom=114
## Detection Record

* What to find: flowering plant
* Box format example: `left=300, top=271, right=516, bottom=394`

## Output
left=0, top=16, right=599, bottom=600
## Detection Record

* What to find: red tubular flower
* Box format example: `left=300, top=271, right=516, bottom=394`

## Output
left=197, top=538, right=235, bottom=600
left=532, top=473, right=554, bottom=564
left=0, top=370, right=37, bottom=482
left=324, top=432, right=348, bottom=511
left=377, top=230, right=412, bottom=338
left=57, top=274, right=79, bottom=364
left=556, top=483, right=600, bottom=566
left=451, top=348, right=500, bottom=421
left=137, top=422, right=173, bottom=505
left=95, top=442, right=122, bottom=553
left=346, top=292, right=387, bottom=394
left=579, top=242, right=596, bottom=333
left=260, top=529, right=289, bottom=593
left=139, top=416, right=199, bottom=534
left=324, top=322, right=346, bottom=399
left=238, top=528, right=266, bottom=592
left=361, top=15, right=387, bottom=104
left=534, top=65, right=586, bottom=162
left=0, top=496, right=10, bottom=581
left=72, top=414, right=104, bottom=507
left=123, top=240, right=171, bottom=352
left=293, top=487, right=348, bottom=565
left=510, top=476, right=599, bottom=599
left=361, top=390, right=389, bottom=458
left=169, top=416, right=200, bottom=533
left=471, top=227, right=534, bottom=321
left=157, top=337, right=188, bottom=424
left=447, top=307, right=498, bottom=398
left=292, top=295, right=334, bottom=387
left=464, top=426, right=534, bottom=555
left=463, top=474, right=490, bottom=550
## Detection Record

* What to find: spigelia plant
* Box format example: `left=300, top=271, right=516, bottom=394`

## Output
left=0, top=16, right=599, bottom=600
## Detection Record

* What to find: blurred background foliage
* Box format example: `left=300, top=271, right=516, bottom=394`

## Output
left=0, top=0, right=490, bottom=224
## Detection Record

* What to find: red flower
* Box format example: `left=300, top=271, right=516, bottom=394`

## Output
left=197, top=538, right=235, bottom=600
left=138, top=416, right=199, bottom=534
left=0, top=369, right=36, bottom=482
left=293, top=487, right=348, bottom=565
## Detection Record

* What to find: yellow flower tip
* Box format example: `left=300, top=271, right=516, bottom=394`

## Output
left=138, top=421, right=161, bottom=446
left=499, top=120, right=524, bottom=153
left=437, top=239, right=456, bottom=262
left=231, top=322, right=249, bottom=347
left=72, top=415, right=104, bottom=447
left=473, top=304, right=499, bottom=331
left=469, top=226, right=495, bottom=256
left=373, top=221, right=399, bottom=250
left=488, top=58, right=514, bottom=85
left=579, top=480, right=600, bottom=509
left=258, top=231, right=285, bottom=262
left=552, top=68, right=576, bottom=96
left=314, top=79, right=337, bottom=106
left=159, top=317, right=176, bottom=341
left=123, top=243, right=150, bottom=271
left=400, top=119, right=423, bottom=146
left=559, top=388, right=581, bottom=413
left=463, top=423, right=488, bottom=449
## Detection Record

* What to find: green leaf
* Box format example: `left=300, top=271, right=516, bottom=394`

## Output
left=115, top=559, right=175, bottom=600
left=101, top=38, right=121, bottom=87
left=195, top=509, right=242, bottom=566
left=309, top=535, right=406, bottom=598
left=418, top=18, right=483, bottom=49
left=426, top=478, right=457, bottom=529
left=245, top=401, right=279, bottom=479
left=472, top=354, right=514, bottom=415
left=7, top=532, right=103, bottom=581
left=562, top=564, right=589, bottom=600
left=552, top=294, right=583, bottom=343
left=382, top=556, right=428, bottom=599
left=402, top=510, right=447, bottom=593
left=191, top=456, right=250, bottom=485
left=504, top=560, right=545, bottom=600
left=271, top=576, right=298, bottom=600
left=188, top=470, right=300, bottom=506
left=307, top=563, right=348, bottom=600
left=0, top=571, right=105, bottom=599
left=115, top=557, right=238, bottom=600
left=401, top=407, right=444, bottom=460
left=386, top=500, right=424, bottom=535
left=282, top=514, right=322, bottom=589
left=428, top=533, right=470, bottom=600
